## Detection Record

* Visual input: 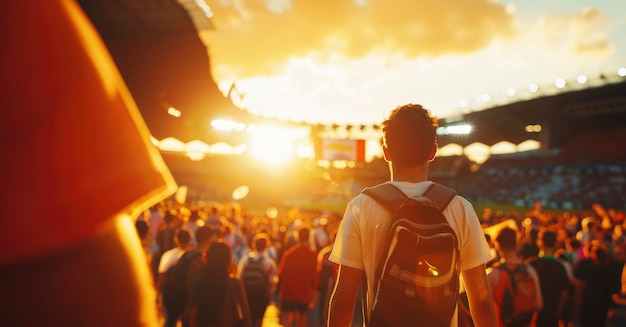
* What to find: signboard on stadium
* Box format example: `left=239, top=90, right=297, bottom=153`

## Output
left=315, top=138, right=366, bottom=162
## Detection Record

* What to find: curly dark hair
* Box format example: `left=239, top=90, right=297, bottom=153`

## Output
left=381, top=104, right=438, bottom=168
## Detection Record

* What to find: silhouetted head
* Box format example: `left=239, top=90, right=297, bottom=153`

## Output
left=195, top=225, right=216, bottom=245
left=205, top=241, right=232, bottom=272
left=252, top=233, right=270, bottom=252
left=538, top=228, right=557, bottom=249
left=496, top=227, right=518, bottom=252
left=381, top=104, right=438, bottom=168
left=175, top=229, right=191, bottom=248
left=297, top=227, right=310, bottom=244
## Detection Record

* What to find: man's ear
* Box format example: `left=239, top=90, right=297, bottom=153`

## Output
left=382, top=146, right=391, bottom=162
left=428, top=144, right=437, bottom=162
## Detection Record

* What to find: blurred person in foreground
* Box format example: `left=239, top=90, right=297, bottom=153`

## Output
left=327, top=104, right=498, bottom=327
left=0, top=1, right=177, bottom=325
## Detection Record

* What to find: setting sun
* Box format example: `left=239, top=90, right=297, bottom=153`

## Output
left=247, top=125, right=299, bottom=165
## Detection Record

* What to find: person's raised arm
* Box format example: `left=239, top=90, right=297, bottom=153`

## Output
left=462, top=264, right=498, bottom=327
left=328, top=265, right=362, bottom=327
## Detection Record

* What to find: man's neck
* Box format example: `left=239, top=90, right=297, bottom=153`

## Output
left=501, top=251, right=521, bottom=264
left=390, top=162, right=429, bottom=183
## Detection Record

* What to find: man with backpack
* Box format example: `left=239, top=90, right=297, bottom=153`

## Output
left=237, top=233, right=277, bottom=327
left=328, top=104, right=498, bottom=327
left=488, top=227, right=543, bottom=327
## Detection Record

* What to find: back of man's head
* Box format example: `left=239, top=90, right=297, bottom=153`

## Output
left=540, top=229, right=557, bottom=249
left=381, top=104, right=437, bottom=168
left=195, top=226, right=215, bottom=245
left=176, top=229, right=191, bottom=248
left=297, top=227, right=310, bottom=244
left=496, top=227, right=518, bottom=252
left=163, top=210, right=176, bottom=224
left=253, top=233, right=269, bottom=252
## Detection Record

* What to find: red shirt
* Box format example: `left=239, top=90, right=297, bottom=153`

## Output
left=278, top=245, right=319, bottom=303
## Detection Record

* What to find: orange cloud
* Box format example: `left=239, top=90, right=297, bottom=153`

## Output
left=203, top=0, right=515, bottom=77
left=533, top=7, right=613, bottom=58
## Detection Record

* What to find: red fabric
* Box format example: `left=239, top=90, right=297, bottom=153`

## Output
left=492, top=268, right=509, bottom=327
left=0, top=1, right=176, bottom=265
left=278, top=245, right=319, bottom=303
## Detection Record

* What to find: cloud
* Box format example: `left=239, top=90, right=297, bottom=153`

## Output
left=531, top=7, right=613, bottom=60
left=203, top=0, right=515, bottom=78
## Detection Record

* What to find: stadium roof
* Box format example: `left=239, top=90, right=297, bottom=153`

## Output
left=438, top=80, right=626, bottom=150
left=78, top=0, right=253, bottom=144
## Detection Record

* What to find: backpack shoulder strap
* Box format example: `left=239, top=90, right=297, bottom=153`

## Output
left=361, top=183, right=407, bottom=213
left=362, top=182, right=457, bottom=213
left=423, top=182, right=457, bottom=211
left=497, top=263, right=528, bottom=290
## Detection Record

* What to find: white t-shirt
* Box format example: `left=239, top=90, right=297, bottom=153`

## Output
left=328, top=181, right=491, bottom=327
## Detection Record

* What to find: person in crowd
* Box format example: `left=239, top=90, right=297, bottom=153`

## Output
left=488, top=227, right=543, bottom=327
left=237, top=233, right=277, bottom=327
left=189, top=241, right=252, bottom=327
left=158, top=229, right=192, bottom=327
left=184, top=209, right=203, bottom=248
left=316, top=231, right=338, bottom=327
left=611, top=263, right=626, bottom=327
left=485, top=233, right=501, bottom=268
left=0, top=1, right=177, bottom=325
left=179, top=226, right=219, bottom=327
left=154, top=210, right=180, bottom=281
left=277, top=226, right=319, bottom=327
left=149, top=204, right=166, bottom=248
left=327, top=104, right=497, bottom=327
left=136, top=220, right=153, bottom=274
left=312, top=219, right=331, bottom=253
left=231, top=223, right=250, bottom=265
left=564, top=237, right=583, bottom=267
left=157, top=229, right=192, bottom=284
left=577, top=218, right=602, bottom=256
left=526, top=229, right=571, bottom=327
left=206, top=206, right=223, bottom=230
left=519, top=227, right=540, bottom=261
left=574, top=240, right=614, bottom=327
left=554, top=248, right=580, bottom=327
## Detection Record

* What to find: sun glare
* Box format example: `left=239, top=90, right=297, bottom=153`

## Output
left=247, top=125, right=298, bottom=165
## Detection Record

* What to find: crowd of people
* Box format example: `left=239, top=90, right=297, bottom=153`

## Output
left=136, top=103, right=626, bottom=327
left=479, top=204, right=626, bottom=327
left=136, top=201, right=336, bottom=327
left=7, top=2, right=626, bottom=327
left=135, top=194, right=626, bottom=327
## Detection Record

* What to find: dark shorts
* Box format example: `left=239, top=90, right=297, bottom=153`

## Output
left=281, top=300, right=309, bottom=313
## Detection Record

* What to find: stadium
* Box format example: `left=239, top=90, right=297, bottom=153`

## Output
left=79, top=0, right=626, bottom=216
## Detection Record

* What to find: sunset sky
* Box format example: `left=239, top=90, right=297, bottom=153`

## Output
left=197, top=0, right=626, bottom=125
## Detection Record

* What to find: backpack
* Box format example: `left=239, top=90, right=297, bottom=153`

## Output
left=494, top=263, right=537, bottom=327
left=241, top=254, right=269, bottom=297
left=362, top=182, right=459, bottom=327
left=161, top=250, right=202, bottom=311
